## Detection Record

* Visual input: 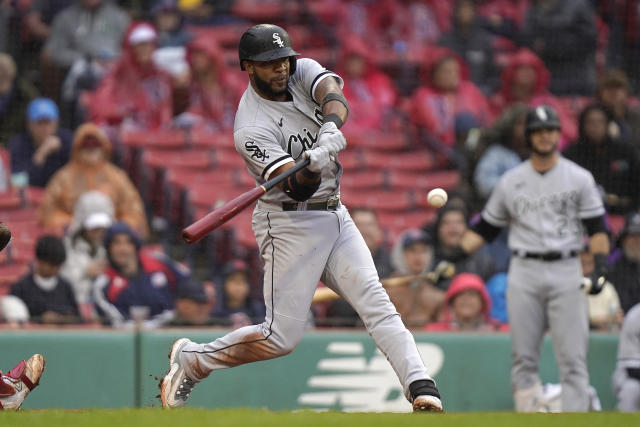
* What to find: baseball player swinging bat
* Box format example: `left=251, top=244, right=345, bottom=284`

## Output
left=182, top=158, right=311, bottom=243
left=312, top=260, right=456, bottom=303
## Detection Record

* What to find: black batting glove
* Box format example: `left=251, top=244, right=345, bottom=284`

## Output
left=587, top=253, right=608, bottom=295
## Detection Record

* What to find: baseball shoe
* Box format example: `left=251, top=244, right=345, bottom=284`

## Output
left=409, top=379, right=443, bottom=413
left=0, top=354, right=46, bottom=410
left=160, top=338, right=196, bottom=409
left=412, top=395, right=444, bottom=413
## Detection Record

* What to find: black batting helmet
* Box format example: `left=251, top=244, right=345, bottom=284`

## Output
left=525, top=105, right=561, bottom=145
left=238, top=24, right=300, bottom=74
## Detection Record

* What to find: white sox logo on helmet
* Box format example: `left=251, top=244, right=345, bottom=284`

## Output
left=273, top=33, right=284, bottom=47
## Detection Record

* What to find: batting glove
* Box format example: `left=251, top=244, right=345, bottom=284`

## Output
left=581, top=253, right=608, bottom=295
left=304, top=146, right=331, bottom=173
left=317, top=122, right=347, bottom=154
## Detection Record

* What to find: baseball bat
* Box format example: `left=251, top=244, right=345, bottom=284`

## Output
left=182, top=158, right=311, bottom=243
left=312, top=261, right=456, bottom=303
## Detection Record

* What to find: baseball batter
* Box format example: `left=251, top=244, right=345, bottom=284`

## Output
left=613, top=303, right=640, bottom=412
left=452, top=106, right=610, bottom=412
left=161, top=24, right=442, bottom=412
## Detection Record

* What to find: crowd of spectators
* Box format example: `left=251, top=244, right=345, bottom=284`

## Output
left=0, top=0, right=639, bottom=334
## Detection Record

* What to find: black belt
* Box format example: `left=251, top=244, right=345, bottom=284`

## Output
left=282, top=196, right=340, bottom=211
left=512, top=250, right=579, bottom=261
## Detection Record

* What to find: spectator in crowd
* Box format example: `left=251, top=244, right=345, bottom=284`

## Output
left=370, top=0, right=443, bottom=55
left=173, top=279, right=215, bottom=326
left=42, top=0, right=130, bottom=70
left=429, top=204, right=498, bottom=290
left=595, top=69, right=640, bottom=152
left=173, top=36, right=243, bottom=131
left=579, top=246, right=622, bottom=331
left=60, top=191, right=114, bottom=316
left=387, top=228, right=444, bottom=326
left=473, top=103, right=529, bottom=201
left=563, top=104, right=640, bottom=215
left=325, top=207, right=393, bottom=327
left=517, top=0, right=597, bottom=96
left=211, top=260, right=265, bottom=328
left=0, top=54, right=39, bottom=146
left=410, top=46, right=489, bottom=150
left=8, top=235, right=80, bottom=324
left=86, top=22, right=173, bottom=131
left=600, top=0, right=640, bottom=95
left=0, top=2, right=10, bottom=53
left=8, top=98, right=73, bottom=187
left=24, top=1, right=75, bottom=44
left=335, top=36, right=400, bottom=135
left=94, top=221, right=193, bottom=328
left=153, top=0, right=192, bottom=48
left=425, top=273, right=506, bottom=332
left=610, top=212, right=640, bottom=315
left=439, top=0, right=499, bottom=95
left=38, top=123, right=148, bottom=237
left=488, top=48, right=577, bottom=143
left=178, top=0, right=238, bottom=27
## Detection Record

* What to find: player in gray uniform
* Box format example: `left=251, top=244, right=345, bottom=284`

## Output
left=450, top=106, right=610, bottom=412
left=160, top=24, right=443, bottom=412
left=614, top=303, right=640, bottom=412
left=613, top=303, right=640, bottom=412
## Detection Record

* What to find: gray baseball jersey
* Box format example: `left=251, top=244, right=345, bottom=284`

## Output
left=483, top=156, right=604, bottom=412
left=234, top=58, right=341, bottom=204
left=482, top=157, right=605, bottom=252
left=178, top=57, right=436, bottom=406
left=613, top=303, right=640, bottom=412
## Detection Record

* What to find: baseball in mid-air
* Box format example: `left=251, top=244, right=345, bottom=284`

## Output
left=427, top=188, right=448, bottom=208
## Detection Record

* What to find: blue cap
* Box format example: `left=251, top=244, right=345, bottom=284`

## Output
left=27, top=98, right=59, bottom=122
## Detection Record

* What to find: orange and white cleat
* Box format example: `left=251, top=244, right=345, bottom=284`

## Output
left=0, top=354, right=46, bottom=410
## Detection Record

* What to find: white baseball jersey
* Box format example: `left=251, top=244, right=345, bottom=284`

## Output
left=482, top=157, right=605, bottom=252
left=234, top=58, right=342, bottom=204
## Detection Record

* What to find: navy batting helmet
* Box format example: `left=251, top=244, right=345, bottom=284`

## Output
left=238, top=24, right=300, bottom=74
left=525, top=105, right=561, bottom=146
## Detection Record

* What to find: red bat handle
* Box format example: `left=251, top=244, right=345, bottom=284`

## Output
left=181, top=186, right=266, bottom=243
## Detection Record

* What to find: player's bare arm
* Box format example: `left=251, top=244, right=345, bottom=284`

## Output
left=313, top=77, right=348, bottom=127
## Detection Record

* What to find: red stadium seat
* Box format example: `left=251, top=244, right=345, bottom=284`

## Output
left=0, top=263, right=30, bottom=289
left=388, top=170, right=460, bottom=192
left=190, top=130, right=235, bottom=150
left=339, top=170, right=387, bottom=191
left=344, top=131, right=409, bottom=151
left=341, top=189, right=414, bottom=212
left=143, top=148, right=214, bottom=171
left=120, top=128, right=187, bottom=150
left=361, top=150, right=436, bottom=171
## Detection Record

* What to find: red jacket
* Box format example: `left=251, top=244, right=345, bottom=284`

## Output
left=489, top=48, right=577, bottom=144
left=87, top=22, right=173, bottom=130
left=410, top=46, right=489, bottom=147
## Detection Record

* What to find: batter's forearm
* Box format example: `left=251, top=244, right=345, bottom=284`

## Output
left=314, top=77, right=348, bottom=124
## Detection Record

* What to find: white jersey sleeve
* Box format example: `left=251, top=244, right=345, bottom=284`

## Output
left=618, top=303, right=640, bottom=364
left=289, top=58, right=344, bottom=104
left=578, top=169, right=606, bottom=219
left=234, top=125, right=292, bottom=180
left=481, top=170, right=511, bottom=228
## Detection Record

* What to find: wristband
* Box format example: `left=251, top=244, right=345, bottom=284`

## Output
left=323, top=113, right=344, bottom=129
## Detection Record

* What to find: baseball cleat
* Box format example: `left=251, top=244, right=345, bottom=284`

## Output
left=0, top=354, right=46, bottom=410
left=412, top=395, right=444, bottom=413
left=160, top=338, right=196, bottom=409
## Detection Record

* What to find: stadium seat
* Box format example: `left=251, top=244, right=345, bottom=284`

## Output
left=190, top=130, right=235, bottom=150
left=343, top=131, right=409, bottom=151
left=388, top=170, right=460, bottom=192
left=361, top=150, right=436, bottom=171
left=340, top=189, right=414, bottom=212
left=339, top=170, right=387, bottom=192
left=120, top=128, right=187, bottom=150
left=0, top=263, right=30, bottom=289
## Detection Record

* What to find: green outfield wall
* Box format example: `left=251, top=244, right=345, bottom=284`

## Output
left=0, top=330, right=618, bottom=412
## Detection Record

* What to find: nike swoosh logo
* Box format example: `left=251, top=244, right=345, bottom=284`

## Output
left=278, top=118, right=283, bottom=127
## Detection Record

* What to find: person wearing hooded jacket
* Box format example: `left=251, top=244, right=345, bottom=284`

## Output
left=173, top=36, right=244, bottom=131
left=93, top=221, right=191, bottom=328
left=425, top=272, right=507, bottom=332
left=409, top=46, right=489, bottom=149
left=86, top=21, right=173, bottom=130
left=334, top=35, right=400, bottom=135
left=488, top=48, right=576, bottom=144
left=60, top=191, right=114, bottom=314
left=37, top=123, right=148, bottom=237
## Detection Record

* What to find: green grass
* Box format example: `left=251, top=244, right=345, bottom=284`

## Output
left=1, top=409, right=639, bottom=427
